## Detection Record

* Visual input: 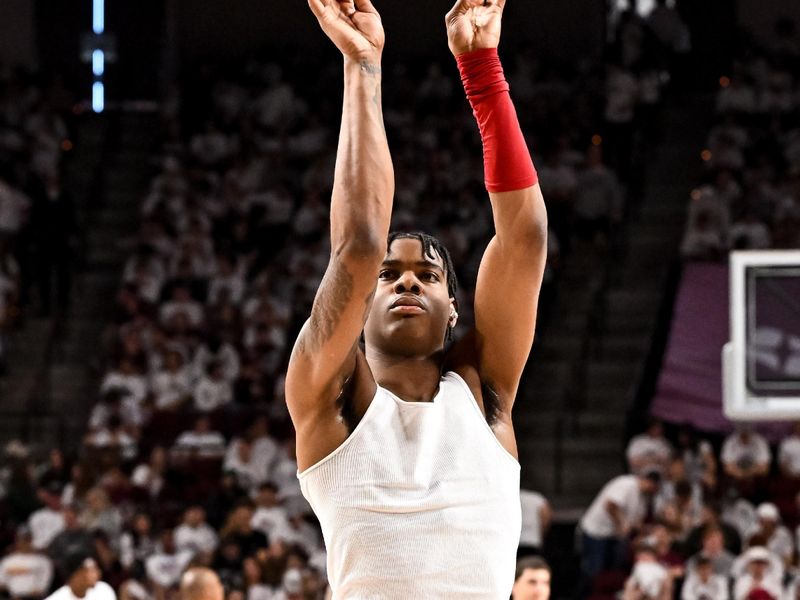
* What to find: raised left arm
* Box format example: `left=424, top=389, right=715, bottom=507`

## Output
left=447, top=0, right=547, bottom=409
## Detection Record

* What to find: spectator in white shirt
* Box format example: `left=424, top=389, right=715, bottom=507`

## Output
left=778, top=422, right=800, bottom=478
left=150, top=349, right=192, bottom=411
left=194, top=361, right=233, bottom=413
left=119, top=513, right=158, bottom=574
left=0, top=526, right=54, bottom=599
left=208, top=254, right=245, bottom=305
left=224, top=438, right=269, bottom=493
left=271, top=508, right=321, bottom=556
left=626, top=418, right=674, bottom=476
left=174, top=506, right=219, bottom=560
left=131, top=446, right=168, bottom=499
left=721, top=426, right=771, bottom=483
left=250, top=482, right=290, bottom=541
left=747, top=503, right=793, bottom=567
left=28, top=484, right=66, bottom=551
left=193, top=336, right=240, bottom=383
left=579, top=471, right=661, bottom=585
left=160, top=285, right=204, bottom=329
left=519, top=490, right=551, bottom=556
left=730, top=212, right=772, bottom=250
left=622, top=542, right=672, bottom=600
left=99, top=358, right=148, bottom=407
left=681, top=555, right=728, bottom=600
left=686, top=525, right=736, bottom=577
left=732, top=546, right=783, bottom=600
left=45, top=555, right=116, bottom=600
left=172, top=416, right=226, bottom=460
left=145, top=530, right=194, bottom=594
left=79, top=487, right=123, bottom=543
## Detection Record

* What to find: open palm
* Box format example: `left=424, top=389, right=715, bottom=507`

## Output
left=308, top=0, right=385, bottom=61
left=446, top=0, right=505, bottom=56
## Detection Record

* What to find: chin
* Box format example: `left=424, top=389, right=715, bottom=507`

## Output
left=370, top=321, right=445, bottom=357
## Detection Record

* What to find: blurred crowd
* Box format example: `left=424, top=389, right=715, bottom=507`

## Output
left=579, top=417, right=800, bottom=600
left=0, top=1, right=704, bottom=599
left=0, top=64, right=78, bottom=374
left=680, top=20, right=800, bottom=260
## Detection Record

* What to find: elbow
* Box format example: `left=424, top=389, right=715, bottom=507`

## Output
left=333, top=229, right=386, bottom=264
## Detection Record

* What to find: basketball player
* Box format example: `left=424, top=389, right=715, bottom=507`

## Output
left=179, top=568, right=224, bottom=600
left=288, top=0, right=547, bottom=596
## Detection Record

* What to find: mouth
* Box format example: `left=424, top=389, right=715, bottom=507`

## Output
left=389, top=296, right=426, bottom=314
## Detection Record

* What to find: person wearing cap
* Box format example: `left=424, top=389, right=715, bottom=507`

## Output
left=44, top=555, right=115, bottom=600
left=681, top=555, right=729, bottom=600
left=0, top=526, right=54, bottom=600
left=747, top=503, right=793, bottom=566
left=511, top=556, right=551, bottom=600
left=579, top=471, right=661, bottom=590
left=732, top=546, right=782, bottom=600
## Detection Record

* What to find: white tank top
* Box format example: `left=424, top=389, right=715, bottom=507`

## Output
left=298, top=371, right=521, bottom=599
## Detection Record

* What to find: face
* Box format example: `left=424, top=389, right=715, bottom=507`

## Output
left=512, top=568, right=551, bottom=600
left=703, top=531, right=723, bottom=554
left=364, top=238, right=455, bottom=358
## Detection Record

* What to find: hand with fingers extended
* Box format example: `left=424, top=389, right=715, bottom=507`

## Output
left=445, top=0, right=505, bottom=56
left=308, top=0, right=385, bottom=63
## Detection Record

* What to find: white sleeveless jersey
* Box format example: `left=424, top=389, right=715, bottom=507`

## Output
left=298, top=371, right=521, bottom=599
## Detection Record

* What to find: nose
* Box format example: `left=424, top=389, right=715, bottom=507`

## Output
left=393, top=271, right=421, bottom=294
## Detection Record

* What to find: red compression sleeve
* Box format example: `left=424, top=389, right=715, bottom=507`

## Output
left=456, top=48, right=538, bottom=193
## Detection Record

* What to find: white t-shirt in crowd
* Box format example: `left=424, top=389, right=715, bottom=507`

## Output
left=681, top=573, right=729, bottom=600
left=626, top=434, right=673, bottom=472
left=580, top=475, right=645, bottom=538
left=721, top=433, right=771, bottom=470
left=28, top=508, right=66, bottom=550
left=0, top=552, right=54, bottom=597
left=174, top=523, right=219, bottom=555
left=251, top=506, right=290, bottom=539
left=173, top=431, right=226, bottom=458
left=144, top=550, right=194, bottom=588
left=151, top=368, right=191, bottom=410
left=779, top=435, right=800, bottom=476
left=732, top=574, right=782, bottom=600
left=193, top=376, right=233, bottom=412
left=100, top=372, right=148, bottom=405
left=519, top=490, right=548, bottom=548
left=45, top=581, right=117, bottom=600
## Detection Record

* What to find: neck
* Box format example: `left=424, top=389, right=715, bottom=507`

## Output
left=68, top=581, right=90, bottom=598
left=366, top=347, right=444, bottom=402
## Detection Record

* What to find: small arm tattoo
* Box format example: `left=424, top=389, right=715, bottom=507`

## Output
left=360, top=61, right=382, bottom=76
left=301, top=260, right=355, bottom=355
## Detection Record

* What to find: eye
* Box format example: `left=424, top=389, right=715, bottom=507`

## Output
left=420, top=271, right=439, bottom=282
left=378, top=269, right=396, bottom=280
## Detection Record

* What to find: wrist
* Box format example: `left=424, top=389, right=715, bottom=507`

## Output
left=344, top=54, right=382, bottom=76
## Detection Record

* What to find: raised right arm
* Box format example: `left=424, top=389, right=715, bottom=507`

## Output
left=286, top=0, right=393, bottom=460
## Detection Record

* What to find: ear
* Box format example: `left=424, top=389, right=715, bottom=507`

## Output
left=448, top=297, right=459, bottom=328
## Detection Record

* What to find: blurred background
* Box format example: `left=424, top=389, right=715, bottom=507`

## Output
left=0, top=0, right=799, bottom=598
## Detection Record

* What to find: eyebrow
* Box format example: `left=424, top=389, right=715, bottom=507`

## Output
left=381, top=259, right=444, bottom=273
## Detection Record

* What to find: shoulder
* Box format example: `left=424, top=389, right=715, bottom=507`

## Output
left=45, top=587, right=71, bottom=600
left=90, top=581, right=117, bottom=600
